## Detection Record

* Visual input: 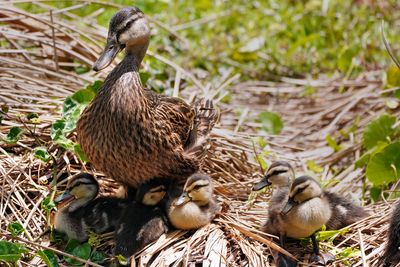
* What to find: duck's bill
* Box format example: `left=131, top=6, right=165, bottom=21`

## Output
left=92, top=40, right=122, bottom=71
left=281, top=198, right=296, bottom=215
left=174, top=192, right=190, bottom=206
left=55, top=190, right=74, bottom=205
left=252, top=178, right=271, bottom=191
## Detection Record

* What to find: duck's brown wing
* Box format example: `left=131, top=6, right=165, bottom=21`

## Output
left=153, top=95, right=196, bottom=144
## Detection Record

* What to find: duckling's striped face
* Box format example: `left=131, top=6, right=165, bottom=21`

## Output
left=93, top=7, right=150, bottom=71
left=57, top=173, right=99, bottom=204
left=142, top=185, right=166, bottom=206
left=289, top=176, right=322, bottom=203
left=253, top=161, right=294, bottom=191
left=174, top=174, right=213, bottom=207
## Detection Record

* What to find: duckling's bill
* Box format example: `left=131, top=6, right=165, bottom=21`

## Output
left=55, top=190, right=74, bottom=205
left=281, top=198, right=296, bottom=214
left=174, top=192, right=191, bottom=206
left=252, top=176, right=272, bottom=191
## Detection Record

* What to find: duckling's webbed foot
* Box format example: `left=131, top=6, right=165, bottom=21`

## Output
left=310, top=234, right=335, bottom=265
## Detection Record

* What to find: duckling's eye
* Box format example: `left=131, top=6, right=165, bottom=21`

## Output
left=270, top=170, right=287, bottom=176
left=296, top=187, right=306, bottom=194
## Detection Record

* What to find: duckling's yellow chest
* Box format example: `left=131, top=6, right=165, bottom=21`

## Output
left=168, top=203, right=212, bottom=230
left=284, top=198, right=331, bottom=238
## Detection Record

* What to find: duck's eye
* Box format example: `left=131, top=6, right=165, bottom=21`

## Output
left=296, top=187, right=306, bottom=194
left=108, top=45, right=114, bottom=50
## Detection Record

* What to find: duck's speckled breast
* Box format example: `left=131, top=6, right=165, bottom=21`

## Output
left=76, top=72, right=184, bottom=188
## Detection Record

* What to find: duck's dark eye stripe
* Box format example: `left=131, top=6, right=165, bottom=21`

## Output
left=193, top=184, right=209, bottom=190
left=117, top=17, right=139, bottom=36
left=270, top=169, right=287, bottom=176
left=296, top=187, right=306, bottom=194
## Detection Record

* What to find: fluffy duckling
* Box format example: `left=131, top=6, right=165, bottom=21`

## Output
left=54, top=173, right=127, bottom=242
left=167, top=173, right=218, bottom=230
left=382, top=201, right=400, bottom=266
left=114, top=179, right=169, bottom=260
left=253, top=161, right=367, bottom=230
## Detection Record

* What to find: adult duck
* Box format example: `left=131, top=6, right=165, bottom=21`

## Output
left=76, top=7, right=218, bottom=188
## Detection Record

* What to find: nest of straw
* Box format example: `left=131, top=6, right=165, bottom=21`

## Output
left=0, top=3, right=398, bottom=267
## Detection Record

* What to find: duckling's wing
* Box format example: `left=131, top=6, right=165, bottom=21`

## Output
left=324, top=191, right=368, bottom=229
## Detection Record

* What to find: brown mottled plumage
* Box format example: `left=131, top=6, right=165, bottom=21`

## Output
left=76, top=7, right=218, bottom=188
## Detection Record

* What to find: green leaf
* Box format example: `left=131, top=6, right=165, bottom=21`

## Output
left=116, top=254, right=128, bottom=266
left=326, top=134, right=342, bottom=152
left=395, top=89, right=400, bottom=99
left=64, top=240, right=91, bottom=266
left=306, top=160, right=323, bottom=173
left=256, top=136, right=267, bottom=150
left=86, top=80, right=103, bottom=94
left=26, top=113, right=39, bottom=120
left=37, top=249, right=59, bottom=267
left=316, top=227, right=348, bottom=243
left=257, top=111, right=284, bottom=135
left=41, top=197, right=56, bottom=213
left=33, top=147, right=52, bottom=163
left=362, top=114, right=398, bottom=150
left=254, top=154, right=268, bottom=171
left=338, top=47, right=356, bottom=73
left=139, top=72, right=151, bottom=85
left=355, top=141, right=388, bottom=168
left=7, top=222, right=24, bottom=237
left=4, top=126, right=23, bottom=144
left=386, top=65, right=400, bottom=87
left=386, top=99, right=399, bottom=109
left=72, top=88, right=96, bottom=104
left=90, top=250, right=105, bottom=264
left=0, top=241, right=28, bottom=262
left=74, top=144, right=88, bottom=162
left=370, top=186, right=381, bottom=202
left=366, top=142, right=400, bottom=186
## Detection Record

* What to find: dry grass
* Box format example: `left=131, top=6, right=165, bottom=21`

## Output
left=0, top=3, right=398, bottom=266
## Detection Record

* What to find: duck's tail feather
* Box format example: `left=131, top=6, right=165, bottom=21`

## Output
left=184, top=98, right=219, bottom=160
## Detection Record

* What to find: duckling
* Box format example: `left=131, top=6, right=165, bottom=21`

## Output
left=253, top=161, right=295, bottom=211
left=253, top=161, right=367, bottom=230
left=76, top=7, right=218, bottom=189
left=166, top=173, right=218, bottom=230
left=382, top=201, right=400, bottom=266
left=276, top=176, right=333, bottom=264
left=114, top=178, right=170, bottom=260
left=54, top=173, right=127, bottom=242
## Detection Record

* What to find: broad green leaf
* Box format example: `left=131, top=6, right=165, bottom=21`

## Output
left=41, top=197, right=56, bottom=213
left=0, top=241, right=28, bottom=262
left=37, top=249, right=59, bottom=267
left=355, top=141, right=388, bottom=168
left=4, top=126, right=23, bottom=144
left=257, top=111, right=284, bottom=135
left=395, top=89, right=400, bottom=99
left=64, top=240, right=91, bottom=266
left=370, top=186, right=381, bottom=202
left=72, top=88, right=96, bottom=104
left=306, top=160, right=323, bottom=173
left=7, top=222, right=24, bottom=237
left=326, top=134, right=341, bottom=152
left=362, top=114, right=397, bottom=150
left=86, top=80, right=103, bottom=94
left=74, top=66, right=90, bottom=74
left=34, top=147, right=51, bottom=163
left=366, top=142, right=400, bottom=186
left=26, top=113, right=39, bottom=120
left=316, top=228, right=348, bottom=243
left=116, top=254, right=128, bottom=266
left=386, top=65, right=400, bottom=87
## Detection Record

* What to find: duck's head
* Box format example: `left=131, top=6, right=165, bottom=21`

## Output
left=136, top=179, right=167, bottom=206
left=56, top=173, right=99, bottom=211
left=174, top=174, right=213, bottom=207
left=282, top=175, right=322, bottom=214
left=93, top=7, right=150, bottom=71
left=252, top=161, right=295, bottom=191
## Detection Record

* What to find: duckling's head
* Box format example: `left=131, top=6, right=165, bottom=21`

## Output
left=56, top=173, right=99, bottom=211
left=93, top=7, right=150, bottom=71
left=282, top=176, right=322, bottom=214
left=252, top=161, right=295, bottom=191
left=174, top=174, right=213, bottom=207
left=136, top=179, right=167, bottom=206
